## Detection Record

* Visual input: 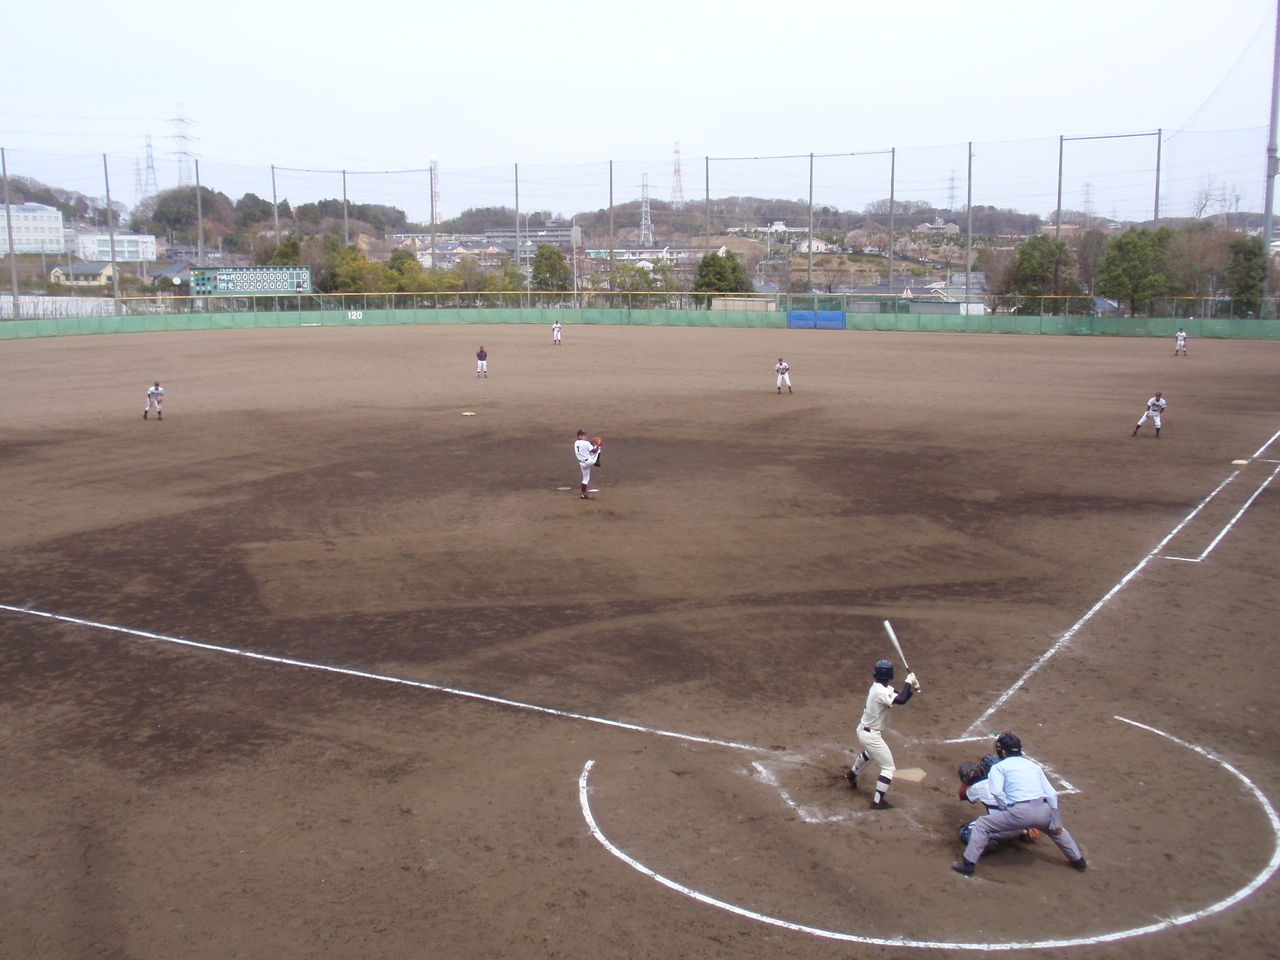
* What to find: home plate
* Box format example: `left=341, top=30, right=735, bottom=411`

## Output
left=1232, top=459, right=1249, bottom=465
left=894, top=767, right=928, bottom=783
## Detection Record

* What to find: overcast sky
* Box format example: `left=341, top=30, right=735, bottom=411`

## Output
left=3, top=0, right=1276, bottom=224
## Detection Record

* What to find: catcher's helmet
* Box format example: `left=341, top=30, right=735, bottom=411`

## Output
left=959, top=820, right=976, bottom=844
left=958, top=761, right=984, bottom=786
left=996, top=731, right=1023, bottom=756
left=873, top=659, right=894, bottom=682
left=980, top=753, right=1000, bottom=775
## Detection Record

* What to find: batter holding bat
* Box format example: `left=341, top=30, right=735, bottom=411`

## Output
left=847, top=657, right=919, bottom=810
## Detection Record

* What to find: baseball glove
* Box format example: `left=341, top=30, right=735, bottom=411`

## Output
left=591, top=437, right=602, bottom=446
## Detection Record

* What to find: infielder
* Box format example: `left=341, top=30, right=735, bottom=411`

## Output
left=775, top=358, right=792, bottom=394
left=476, top=346, right=489, bottom=378
left=1131, top=391, right=1167, bottom=438
left=952, top=732, right=1086, bottom=876
left=574, top=428, right=601, bottom=499
left=847, top=659, right=918, bottom=810
left=553, top=320, right=562, bottom=345
left=143, top=381, right=164, bottom=420
left=1174, top=327, right=1188, bottom=356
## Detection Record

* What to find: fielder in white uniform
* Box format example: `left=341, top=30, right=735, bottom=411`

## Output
left=1174, top=328, right=1188, bottom=356
left=1132, top=391, right=1167, bottom=438
left=574, top=428, right=600, bottom=499
left=553, top=321, right=562, bottom=344
left=847, top=659, right=918, bottom=809
left=775, top=358, right=792, bottom=394
left=476, top=346, right=488, bottom=377
left=144, top=381, right=164, bottom=420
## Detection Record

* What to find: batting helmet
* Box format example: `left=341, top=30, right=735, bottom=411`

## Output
left=958, top=761, right=984, bottom=786
left=873, top=659, right=894, bottom=682
left=979, top=753, right=1000, bottom=775
left=996, top=732, right=1023, bottom=756
left=959, top=820, right=976, bottom=845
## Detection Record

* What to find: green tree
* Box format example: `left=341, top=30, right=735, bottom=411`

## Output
left=235, top=193, right=274, bottom=229
left=1096, top=227, right=1172, bottom=316
left=268, top=234, right=302, bottom=266
left=531, top=244, right=572, bottom=290
left=692, top=250, right=751, bottom=294
left=1224, top=236, right=1266, bottom=317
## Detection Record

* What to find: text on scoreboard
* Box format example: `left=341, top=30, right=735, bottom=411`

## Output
left=190, top=266, right=312, bottom=295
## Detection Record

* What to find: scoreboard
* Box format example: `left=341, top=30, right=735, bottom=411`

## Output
left=190, top=266, right=312, bottom=295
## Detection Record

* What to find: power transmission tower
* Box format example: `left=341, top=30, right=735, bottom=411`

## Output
left=947, top=170, right=958, bottom=211
left=671, top=142, right=684, bottom=208
left=168, top=104, right=198, bottom=187
left=430, top=158, right=441, bottom=223
left=144, top=136, right=159, bottom=196
left=640, top=174, right=653, bottom=247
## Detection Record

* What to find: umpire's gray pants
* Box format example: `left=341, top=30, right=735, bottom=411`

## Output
left=963, top=798, right=1082, bottom=865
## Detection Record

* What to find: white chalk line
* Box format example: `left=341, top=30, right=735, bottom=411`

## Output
left=0, top=602, right=763, bottom=754
left=579, top=713, right=1280, bottom=950
left=964, top=424, right=1280, bottom=737
left=1161, top=461, right=1280, bottom=562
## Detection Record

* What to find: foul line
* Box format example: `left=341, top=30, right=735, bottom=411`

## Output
left=964, top=426, right=1280, bottom=737
left=1162, top=462, right=1280, bottom=562
left=580, top=715, right=1280, bottom=950
left=0, top=602, right=763, bottom=753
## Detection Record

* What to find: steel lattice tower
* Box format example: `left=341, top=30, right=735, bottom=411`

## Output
left=670, top=142, right=684, bottom=208
left=640, top=174, right=653, bottom=247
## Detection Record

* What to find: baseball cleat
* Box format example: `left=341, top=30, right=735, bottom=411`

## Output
left=1070, top=858, right=1088, bottom=872
left=143, top=412, right=148, bottom=419
left=869, top=799, right=894, bottom=810
left=845, top=770, right=858, bottom=790
left=951, top=859, right=975, bottom=875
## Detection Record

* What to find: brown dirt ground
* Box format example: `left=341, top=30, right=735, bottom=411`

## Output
left=0, top=323, right=1278, bottom=960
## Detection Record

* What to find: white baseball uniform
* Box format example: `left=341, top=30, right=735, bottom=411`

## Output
left=855, top=682, right=898, bottom=779
left=775, top=360, right=791, bottom=391
left=144, top=383, right=164, bottom=418
left=575, top=436, right=598, bottom=484
left=1174, top=330, right=1187, bottom=355
left=476, top=348, right=488, bottom=377
left=553, top=321, right=562, bottom=344
left=1136, top=394, right=1166, bottom=429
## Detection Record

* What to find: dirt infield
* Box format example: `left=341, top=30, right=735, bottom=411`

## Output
left=1, top=323, right=1277, bottom=959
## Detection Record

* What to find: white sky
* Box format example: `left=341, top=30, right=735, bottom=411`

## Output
left=3, top=0, right=1276, bottom=224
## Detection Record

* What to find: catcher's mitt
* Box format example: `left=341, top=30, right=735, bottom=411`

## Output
left=591, top=437, right=602, bottom=446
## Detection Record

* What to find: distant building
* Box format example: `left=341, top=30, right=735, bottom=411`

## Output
left=485, top=221, right=582, bottom=250
left=916, top=217, right=960, bottom=235
left=49, top=261, right=116, bottom=286
left=1, top=202, right=66, bottom=254
left=75, top=233, right=158, bottom=262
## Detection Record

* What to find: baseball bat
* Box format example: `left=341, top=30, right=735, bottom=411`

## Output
left=882, top=619, right=921, bottom=691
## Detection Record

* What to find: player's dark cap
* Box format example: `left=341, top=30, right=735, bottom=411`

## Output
left=577, top=429, right=587, bottom=436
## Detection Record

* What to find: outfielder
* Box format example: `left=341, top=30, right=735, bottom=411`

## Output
left=143, top=381, right=164, bottom=420
left=476, top=346, right=489, bottom=378
left=574, top=428, right=601, bottom=499
left=553, top=320, right=562, bottom=345
left=775, top=358, right=792, bottom=394
left=951, top=732, right=1086, bottom=876
left=847, top=659, right=918, bottom=810
left=1131, top=391, right=1167, bottom=438
left=1174, top=327, right=1188, bottom=356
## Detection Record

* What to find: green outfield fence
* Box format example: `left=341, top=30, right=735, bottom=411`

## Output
left=2, top=291, right=1278, bottom=340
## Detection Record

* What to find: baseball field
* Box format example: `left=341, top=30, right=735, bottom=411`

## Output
left=1, top=322, right=1277, bottom=959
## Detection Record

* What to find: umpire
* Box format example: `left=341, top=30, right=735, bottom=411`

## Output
left=951, top=732, right=1087, bottom=876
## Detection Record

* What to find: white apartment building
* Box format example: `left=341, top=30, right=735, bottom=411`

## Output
left=1, top=202, right=66, bottom=254
left=75, top=233, right=158, bottom=262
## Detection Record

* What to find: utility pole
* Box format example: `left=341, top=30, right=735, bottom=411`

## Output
left=2, top=148, right=20, bottom=319
left=1262, top=0, right=1280, bottom=317
left=102, top=154, right=122, bottom=311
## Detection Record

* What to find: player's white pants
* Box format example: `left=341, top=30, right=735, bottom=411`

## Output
left=854, top=727, right=896, bottom=778
left=1136, top=411, right=1162, bottom=428
left=776, top=373, right=791, bottom=388
left=553, top=332, right=561, bottom=342
left=145, top=398, right=162, bottom=414
left=578, top=460, right=594, bottom=485
left=477, top=360, right=488, bottom=374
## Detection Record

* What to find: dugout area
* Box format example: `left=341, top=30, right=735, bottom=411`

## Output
left=0, top=324, right=1277, bottom=958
